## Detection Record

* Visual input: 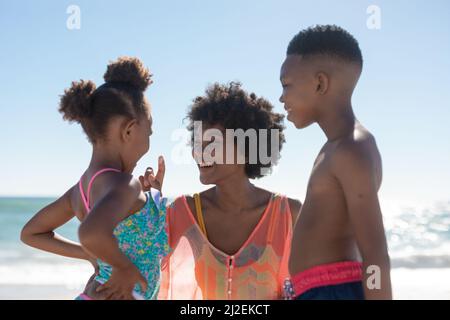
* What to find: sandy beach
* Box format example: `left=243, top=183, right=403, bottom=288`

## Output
left=1, top=267, right=449, bottom=300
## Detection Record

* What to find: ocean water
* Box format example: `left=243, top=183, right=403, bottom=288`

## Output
left=0, top=197, right=90, bottom=290
left=0, top=197, right=449, bottom=298
left=384, top=201, right=450, bottom=269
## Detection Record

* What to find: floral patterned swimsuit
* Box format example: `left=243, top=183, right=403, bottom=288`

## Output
left=76, top=168, right=169, bottom=300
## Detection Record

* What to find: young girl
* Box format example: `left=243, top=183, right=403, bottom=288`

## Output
left=20, top=56, right=169, bottom=300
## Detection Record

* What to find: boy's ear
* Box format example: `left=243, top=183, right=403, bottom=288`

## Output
left=121, top=118, right=138, bottom=142
left=315, top=72, right=329, bottom=95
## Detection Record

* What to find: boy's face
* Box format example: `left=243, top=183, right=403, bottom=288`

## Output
left=279, top=55, right=319, bottom=129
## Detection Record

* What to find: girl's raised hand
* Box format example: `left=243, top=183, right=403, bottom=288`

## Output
left=139, top=155, right=165, bottom=193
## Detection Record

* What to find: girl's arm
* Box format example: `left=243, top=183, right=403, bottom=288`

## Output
left=78, top=175, right=148, bottom=299
left=20, top=187, right=94, bottom=264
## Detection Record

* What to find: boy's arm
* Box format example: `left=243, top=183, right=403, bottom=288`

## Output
left=20, top=187, right=93, bottom=263
left=333, top=142, right=392, bottom=300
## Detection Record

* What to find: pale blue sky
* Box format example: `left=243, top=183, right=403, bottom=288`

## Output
left=1, top=0, right=449, bottom=211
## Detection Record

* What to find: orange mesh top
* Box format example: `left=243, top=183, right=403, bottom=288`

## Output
left=158, top=193, right=293, bottom=300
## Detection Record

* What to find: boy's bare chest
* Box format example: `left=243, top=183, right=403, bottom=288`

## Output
left=299, top=150, right=349, bottom=229
left=307, top=151, right=339, bottom=195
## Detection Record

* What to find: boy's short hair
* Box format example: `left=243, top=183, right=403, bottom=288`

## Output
left=287, top=25, right=363, bottom=66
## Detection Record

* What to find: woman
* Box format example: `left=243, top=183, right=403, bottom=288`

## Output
left=156, top=82, right=301, bottom=299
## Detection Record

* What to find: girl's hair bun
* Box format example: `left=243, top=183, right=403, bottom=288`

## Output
left=58, top=80, right=96, bottom=122
left=103, top=56, right=152, bottom=91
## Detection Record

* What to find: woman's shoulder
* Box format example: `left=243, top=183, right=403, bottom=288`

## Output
left=167, top=188, right=214, bottom=215
left=286, top=197, right=301, bottom=222
left=179, top=188, right=215, bottom=206
left=256, top=187, right=301, bottom=221
left=253, top=187, right=283, bottom=203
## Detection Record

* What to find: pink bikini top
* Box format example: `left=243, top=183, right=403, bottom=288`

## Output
left=78, top=168, right=121, bottom=212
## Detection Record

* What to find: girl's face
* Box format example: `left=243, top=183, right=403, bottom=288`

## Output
left=121, top=110, right=152, bottom=174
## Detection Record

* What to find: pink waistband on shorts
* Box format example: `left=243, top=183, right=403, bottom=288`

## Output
left=291, top=261, right=363, bottom=297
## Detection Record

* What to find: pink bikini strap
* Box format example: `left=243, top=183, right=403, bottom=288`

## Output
left=79, top=168, right=121, bottom=212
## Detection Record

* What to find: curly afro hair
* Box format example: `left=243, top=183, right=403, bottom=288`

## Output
left=287, top=25, right=363, bottom=66
left=187, top=82, right=286, bottom=179
left=58, top=56, right=152, bottom=143
left=103, top=56, right=152, bottom=91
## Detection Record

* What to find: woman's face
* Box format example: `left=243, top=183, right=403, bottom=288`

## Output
left=192, top=123, right=247, bottom=185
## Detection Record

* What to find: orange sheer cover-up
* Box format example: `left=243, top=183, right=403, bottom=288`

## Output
left=158, top=193, right=293, bottom=300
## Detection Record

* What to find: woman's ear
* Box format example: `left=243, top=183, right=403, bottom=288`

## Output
left=315, top=71, right=329, bottom=95
left=121, top=118, right=138, bottom=142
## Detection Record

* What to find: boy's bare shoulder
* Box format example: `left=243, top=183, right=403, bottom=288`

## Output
left=331, top=124, right=379, bottom=172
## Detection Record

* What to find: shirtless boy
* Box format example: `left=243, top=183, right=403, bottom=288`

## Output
left=280, top=25, right=392, bottom=299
